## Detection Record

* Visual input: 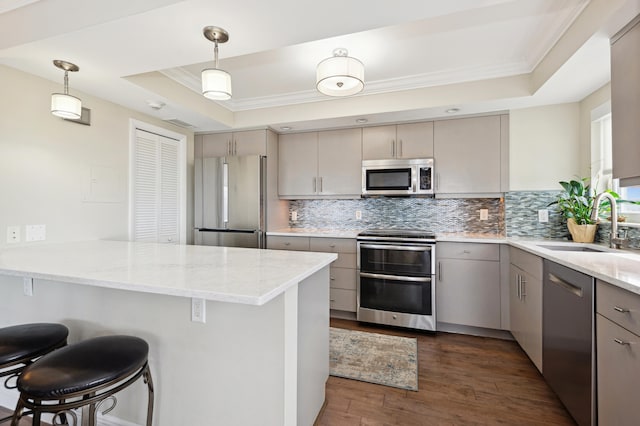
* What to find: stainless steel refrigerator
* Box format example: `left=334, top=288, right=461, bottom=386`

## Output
left=194, top=155, right=266, bottom=248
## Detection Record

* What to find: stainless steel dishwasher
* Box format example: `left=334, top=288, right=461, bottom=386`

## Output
left=543, top=260, right=595, bottom=426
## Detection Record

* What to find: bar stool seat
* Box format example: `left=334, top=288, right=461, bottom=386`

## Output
left=0, top=323, right=69, bottom=369
left=12, top=335, right=154, bottom=426
left=0, top=323, right=68, bottom=424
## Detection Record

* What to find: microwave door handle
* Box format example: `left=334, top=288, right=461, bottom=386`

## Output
left=359, top=244, right=431, bottom=252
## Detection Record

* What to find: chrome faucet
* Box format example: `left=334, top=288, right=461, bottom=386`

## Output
left=590, top=192, right=627, bottom=249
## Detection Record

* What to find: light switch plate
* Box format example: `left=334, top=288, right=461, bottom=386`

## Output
left=355, top=210, right=362, bottom=220
left=479, top=209, right=489, bottom=221
left=291, top=211, right=298, bottom=221
left=25, top=224, right=46, bottom=242
left=538, top=209, right=549, bottom=223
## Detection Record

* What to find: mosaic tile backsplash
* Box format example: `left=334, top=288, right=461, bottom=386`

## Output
left=287, top=191, right=640, bottom=249
left=288, top=198, right=504, bottom=234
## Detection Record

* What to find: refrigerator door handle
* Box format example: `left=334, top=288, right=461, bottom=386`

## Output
left=222, top=162, right=229, bottom=226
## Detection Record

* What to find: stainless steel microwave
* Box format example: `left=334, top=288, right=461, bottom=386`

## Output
left=362, top=158, right=434, bottom=196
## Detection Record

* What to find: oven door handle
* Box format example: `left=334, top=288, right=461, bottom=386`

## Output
left=358, top=244, right=432, bottom=252
left=360, top=272, right=432, bottom=282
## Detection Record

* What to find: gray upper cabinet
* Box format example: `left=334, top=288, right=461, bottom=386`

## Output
left=199, top=130, right=267, bottom=157
left=278, top=132, right=318, bottom=197
left=611, top=14, right=640, bottom=186
left=433, top=115, right=504, bottom=195
left=278, top=129, right=362, bottom=198
left=362, top=122, right=433, bottom=160
left=318, top=128, right=362, bottom=196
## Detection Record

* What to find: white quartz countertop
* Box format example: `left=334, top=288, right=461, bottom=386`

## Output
left=0, top=240, right=337, bottom=305
left=509, top=240, right=640, bottom=295
left=266, top=228, right=640, bottom=295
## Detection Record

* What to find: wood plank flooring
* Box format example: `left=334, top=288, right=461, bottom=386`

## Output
left=318, top=319, right=575, bottom=426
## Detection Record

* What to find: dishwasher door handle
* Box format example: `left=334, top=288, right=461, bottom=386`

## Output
left=548, top=273, right=583, bottom=298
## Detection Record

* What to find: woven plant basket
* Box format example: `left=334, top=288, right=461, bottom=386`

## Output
left=567, top=218, right=597, bottom=243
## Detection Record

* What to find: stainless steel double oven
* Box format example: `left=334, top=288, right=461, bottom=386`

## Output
left=357, top=229, right=436, bottom=331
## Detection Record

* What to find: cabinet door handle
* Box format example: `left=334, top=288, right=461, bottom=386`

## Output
left=399, top=139, right=403, bottom=157
left=313, top=177, right=317, bottom=193
left=516, top=274, right=521, bottom=300
left=614, top=306, right=630, bottom=313
left=614, top=338, right=631, bottom=346
left=438, top=261, right=442, bottom=281
left=329, top=244, right=336, bottom=248
left=391, top=140, right=395, bottom=157
left=319, top=177, right=323, bottom=193
left=330, top=276, right=335, bottom=281
left=284, top=242, right=290, bottom=246
left=520, top=277, right=527, bottom=298
left=234, top=140, right=237, bottom=156
left=435, top=173, right=440, bottom=191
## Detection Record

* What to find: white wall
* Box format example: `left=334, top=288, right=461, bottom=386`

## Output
left=0, top=65, right=194, bottom=247
left=509, top=103, right=581, bottom=191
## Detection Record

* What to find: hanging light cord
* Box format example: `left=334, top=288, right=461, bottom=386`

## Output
left=63, top=70, right=70, bottom=95
left=214, top=40, right=219, bottom=69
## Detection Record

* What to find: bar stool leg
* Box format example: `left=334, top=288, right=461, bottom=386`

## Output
left=143, top=365, right=154, bottom=426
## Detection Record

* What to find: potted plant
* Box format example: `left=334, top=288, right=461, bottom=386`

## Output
left=548, top=178, right=598, bottom=242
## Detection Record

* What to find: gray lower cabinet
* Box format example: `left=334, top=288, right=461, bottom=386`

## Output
left=267, top=235, right=357, bottom=313
left=509, top=247, right=542, bottom=372
left=436, top=242, right=501, bottom=329
left=596, top=279, right=640, bottom=425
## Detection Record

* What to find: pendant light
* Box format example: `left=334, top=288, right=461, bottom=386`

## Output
left=201, top=26, right=232, bottom=100
left=316, top=48, right=364, bottom=97
left=51, top=60, right=81, bottom=119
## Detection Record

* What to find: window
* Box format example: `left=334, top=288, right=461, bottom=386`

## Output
left=129, top=122, right=187, bottom=243
left=591, top=105, right=640, bottom=223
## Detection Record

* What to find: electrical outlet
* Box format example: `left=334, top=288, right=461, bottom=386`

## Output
left=25, top=224, right=46, bottom=242
left=479, top=209, right=489, bottom=221
left=538, top=209, right=549, bottom=223
left=355, top=210, right=362, bottom=220
left=291, top=211, right=298, bottom=221
left=191, top=298, right=206, bottom=323
left=23, top=277, right=33, bottom=296
left=6, top=226, right=20, bottom=243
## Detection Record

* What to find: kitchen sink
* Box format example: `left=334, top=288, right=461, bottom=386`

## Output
left=536, top=244, right=608, bottom=253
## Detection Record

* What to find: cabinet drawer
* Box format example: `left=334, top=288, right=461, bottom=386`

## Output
left=597, top=314, right=640, bottom=425
left=597, top=280, right=640, bottom=335
left=332, top=253, right=356, bottom=269
left=330, top=267, right=356, bottom=291
left=330, top=288, right=357, bottom=312
left=509, top=247, right=543, bottom=281
left=437, top=242, right=499, bottom=261
left=309, top=237, right=356, bottom=254
left=266, top=236, right=310, bottom=251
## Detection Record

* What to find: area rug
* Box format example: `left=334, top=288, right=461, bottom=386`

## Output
left=329, top=327, right=418, bottom=391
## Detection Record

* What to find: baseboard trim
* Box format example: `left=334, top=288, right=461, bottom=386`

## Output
left=436, top=322, right=514, bottom=340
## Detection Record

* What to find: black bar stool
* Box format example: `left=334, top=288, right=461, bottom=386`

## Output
left=0, top=323, right=69, bottom=423
left=11, top=335, right=153, bottom=426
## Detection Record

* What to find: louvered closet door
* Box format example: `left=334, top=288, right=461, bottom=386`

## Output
left=132, top=129, right=180, bottom=243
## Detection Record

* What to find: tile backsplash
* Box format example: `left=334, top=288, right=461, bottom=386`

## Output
left=286, top=191, right=640, bottom=249
left=288, top=197, right=504, bottom=234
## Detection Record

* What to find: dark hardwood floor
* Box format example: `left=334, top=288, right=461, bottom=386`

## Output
left=319, top=318, right=575, bottom=426
left=0, top=406, right=46, bottom=426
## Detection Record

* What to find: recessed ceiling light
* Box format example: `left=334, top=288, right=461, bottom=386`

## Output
left=356, top=118, right=368, bottom=124
left=445, top=108, right=460, bottom=114
left=280, top=126, right=292, bottom=131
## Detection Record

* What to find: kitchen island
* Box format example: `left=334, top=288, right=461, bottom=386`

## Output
left=0, top=240, right=336, bottom=426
